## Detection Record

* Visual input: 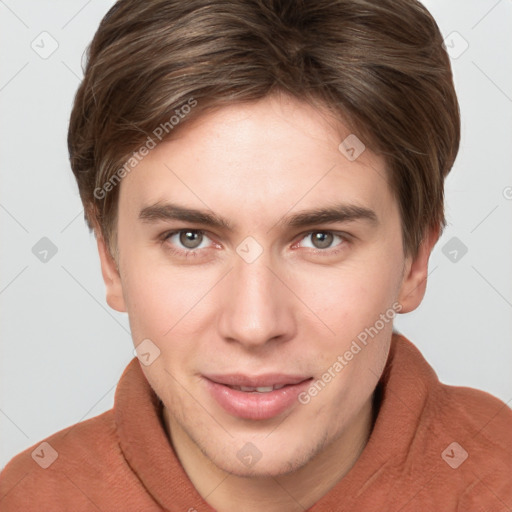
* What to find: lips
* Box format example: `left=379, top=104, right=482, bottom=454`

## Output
left=203, top=373, right=313, bottom=420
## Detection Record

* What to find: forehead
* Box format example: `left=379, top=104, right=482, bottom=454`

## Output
left=118, top=94, right=396, bottom=226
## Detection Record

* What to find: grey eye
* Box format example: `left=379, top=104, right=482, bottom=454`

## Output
left=310, top=232, right=334, bottom=249
left=179, top=230, right=203, bottom=249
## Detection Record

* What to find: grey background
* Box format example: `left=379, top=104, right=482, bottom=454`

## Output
left=1, top=0, right=511, bottom=470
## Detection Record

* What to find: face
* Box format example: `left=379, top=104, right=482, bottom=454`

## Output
left=98, top=93, right=432, bottom=478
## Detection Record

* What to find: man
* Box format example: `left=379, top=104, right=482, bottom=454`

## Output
left=1, top=0, right=511, bottom=510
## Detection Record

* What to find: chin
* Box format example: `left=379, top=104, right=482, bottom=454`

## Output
left=214, top=454, right=307, bottom=479
left=201, top=432, right=326, bottom=479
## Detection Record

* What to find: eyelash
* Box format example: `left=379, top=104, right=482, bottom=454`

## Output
left=159, top=229, right=350, bottom=259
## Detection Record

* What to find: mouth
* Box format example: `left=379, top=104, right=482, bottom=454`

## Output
left=203, top=374, right=313, bottom=420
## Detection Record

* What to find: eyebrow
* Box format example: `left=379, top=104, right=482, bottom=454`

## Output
left=138, top=201, right=378, bottom=231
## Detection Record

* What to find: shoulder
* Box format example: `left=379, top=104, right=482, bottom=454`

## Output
left=392, top=334, right=511, bottom=440
left=423, top=364, right=512, bottom=508
left=0, top=409, right=140, bottom=511
left=387, top=334, right=512, bottom=508
left=432, top=374, right=512, bottom=453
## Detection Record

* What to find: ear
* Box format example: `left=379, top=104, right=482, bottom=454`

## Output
left=397, top=226, right=440, bottom=314
left=96, top=233, right=127, bottom=313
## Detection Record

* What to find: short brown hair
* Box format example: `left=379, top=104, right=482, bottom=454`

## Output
left=68, top=0, right=460, bottom=261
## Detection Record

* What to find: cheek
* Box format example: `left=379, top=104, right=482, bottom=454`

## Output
left=301, top=254, right=403, bottom=338
left=120, top=254, right=201, bottom=341
left=301, top=258, right=401, bottom=415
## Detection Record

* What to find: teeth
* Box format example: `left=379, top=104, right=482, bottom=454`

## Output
left=255, top=386, right=274, bottom=393
left=230, top=385, right=286, bottom=392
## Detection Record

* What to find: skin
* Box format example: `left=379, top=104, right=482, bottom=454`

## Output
left=95, top=92, right=437, bottom=511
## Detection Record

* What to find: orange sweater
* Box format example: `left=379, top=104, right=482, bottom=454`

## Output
left=1, top=334, right=511, bottom=511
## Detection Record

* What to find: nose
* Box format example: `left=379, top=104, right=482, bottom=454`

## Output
left=217, top=250, right=296, bottom=350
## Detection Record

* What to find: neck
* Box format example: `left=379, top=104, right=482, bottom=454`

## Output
left=163, top=394, right=375, bottom=512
